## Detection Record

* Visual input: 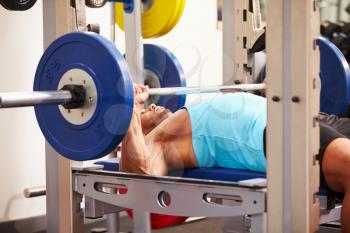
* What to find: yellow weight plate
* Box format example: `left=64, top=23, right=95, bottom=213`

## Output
left=115, top=0, right=185, bottom=38
left=159, top=0, right=185, bottom=36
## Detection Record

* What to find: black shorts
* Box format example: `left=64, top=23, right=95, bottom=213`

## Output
left=319, top=113, right=350, bottom=199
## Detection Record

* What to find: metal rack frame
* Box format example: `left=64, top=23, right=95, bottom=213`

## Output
left=43, top=1, right=337, bottom=233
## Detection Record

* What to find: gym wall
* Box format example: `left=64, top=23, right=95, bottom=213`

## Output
left=0, top=1, right=45, bottom=222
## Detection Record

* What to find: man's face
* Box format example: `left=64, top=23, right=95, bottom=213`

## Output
left=140, top=104, right=173, bottom=134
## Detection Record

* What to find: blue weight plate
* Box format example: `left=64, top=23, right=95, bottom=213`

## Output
left=34, top=32, right=134, bottom=161
left=318, top=37, right=350, bottom=116
left=144, top=44, right=186, bottom=112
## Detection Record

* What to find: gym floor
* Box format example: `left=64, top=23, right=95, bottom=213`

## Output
left=121, top=217, right=223, bottom=233
left=88, top=216, right=341, bottom=233
left=89, top=216, right=224, bottom=233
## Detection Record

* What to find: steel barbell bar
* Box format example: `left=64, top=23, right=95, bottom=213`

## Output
left=148, top=83, right=266, bottom=95
left=0, top=90, right=72, bottom=108
left=0, top=83, right=266, bottom=109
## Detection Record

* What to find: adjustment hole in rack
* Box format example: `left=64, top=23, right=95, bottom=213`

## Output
left=203, top=193, right=243, bottom=206
left=94, top=183, right=128, bottom=195
left=158, top=191, right=171, bottom=208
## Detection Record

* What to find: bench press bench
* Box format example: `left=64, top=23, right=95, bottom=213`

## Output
left=71, top=157, right=342, bottom=232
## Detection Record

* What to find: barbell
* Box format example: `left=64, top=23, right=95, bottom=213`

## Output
left=0, top=32, right=348, bottom=161
left=0, top=32, right=266, bottom=161
left=0, top=84, right=265, bottom=109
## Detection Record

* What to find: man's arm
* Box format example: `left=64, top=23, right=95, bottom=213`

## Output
left=120, top=110, right=151, bottom=173
left=120, top=85, right=168, bottom=175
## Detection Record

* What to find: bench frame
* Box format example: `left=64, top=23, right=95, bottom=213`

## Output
left=71, top=166, right=341, bottom=233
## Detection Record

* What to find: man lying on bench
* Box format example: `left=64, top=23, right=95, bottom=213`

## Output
left=121, top=84, right=350, bottom=232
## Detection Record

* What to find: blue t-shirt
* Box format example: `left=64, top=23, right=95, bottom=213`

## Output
left=186, top=93, right=267, bottom=172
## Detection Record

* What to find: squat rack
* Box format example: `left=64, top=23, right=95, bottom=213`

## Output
left=42, top=0, right=321, bottom=232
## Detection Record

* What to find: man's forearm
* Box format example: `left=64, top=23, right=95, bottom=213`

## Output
left=121, top=111, right=151, bottom=174
left=120, top=106, right=168, bottom=176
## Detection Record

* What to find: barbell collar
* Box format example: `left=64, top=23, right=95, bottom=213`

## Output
left=148, top=83, right=266, bottom=96
left=60, top=85, right=87, bottom=109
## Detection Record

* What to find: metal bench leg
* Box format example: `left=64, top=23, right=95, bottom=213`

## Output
left=133, top=211, right=151, bottom=233
left=107, top=212, right=120, bottom=233
left=222, top=214, right=265, bottom=233
left=223, top=216, right=246, bottom=233
left=250, top=213, right=266, bottom=233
